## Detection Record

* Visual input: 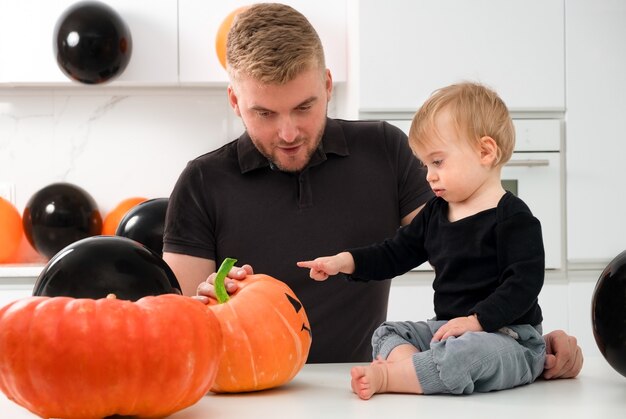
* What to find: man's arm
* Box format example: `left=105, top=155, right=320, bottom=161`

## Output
left=400, top=204, right=424, bottom=226
left=162, top=252, right=215, bottom=297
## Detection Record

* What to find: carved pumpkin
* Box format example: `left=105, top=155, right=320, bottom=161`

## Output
left=0, top=294, right=222, bottom=419
left=208, top=259, right=312, bottom=393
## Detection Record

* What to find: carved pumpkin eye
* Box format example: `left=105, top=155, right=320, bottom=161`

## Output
left=285, top=292, right=302, bottom=312
left=286, top=292, right=312, bottom=337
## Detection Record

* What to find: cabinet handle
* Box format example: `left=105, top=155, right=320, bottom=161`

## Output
left=506, top=159, right=550, bottom=167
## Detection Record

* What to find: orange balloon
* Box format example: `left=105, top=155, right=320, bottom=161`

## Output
left=215, top=6, right=248, bottom=69
left=0, top=197, right=22, bottom=263
left=7, top=231, right=47, bottom=264
left=102, top=197, right=148, bottom=236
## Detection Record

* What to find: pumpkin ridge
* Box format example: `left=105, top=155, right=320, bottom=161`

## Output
left=32, top=297, right=78, bottom=416
left=0, top=298, right=41, bottom=414
left=99, top=296, right=143, bottom=416
left=160, top=298, right=195, bottom=412
left=135, top=296, right=183, bottom=415
left=65, top=298, right=112, bottom=417
left=149, top=295, right=221, bottom=415
left=225, top=302, right=259, bottom=389
left=270, top=304, right=305, bottom=382
left=147, top=296, right=204, bottom=414
left=171, top=299, right=208, bottom=410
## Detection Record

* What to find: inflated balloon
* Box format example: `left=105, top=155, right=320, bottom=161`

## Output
left=23, top=183, right=102, bottom=259
left=592, top=250, right=626, bottom=378
left=6, top=233, right=47, bottom=264
left=102, top=196, right=147, bottom=235
left=116, top=198, right=168, bottom=256
left=215, top=6, right=248, bottom=69
left=53, top=1, right=132, bottom=84
left=0, top=197, right=22, bottom=263
left=33, top=235, right=181, bottom=301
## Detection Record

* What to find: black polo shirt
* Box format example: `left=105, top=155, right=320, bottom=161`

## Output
left=164, top=118, right=433, bottom=362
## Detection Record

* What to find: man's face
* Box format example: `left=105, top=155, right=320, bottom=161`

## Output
left=228, top=67, right=332, bottom=172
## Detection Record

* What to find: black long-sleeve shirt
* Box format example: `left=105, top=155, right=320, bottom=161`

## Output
left=350, top=192, right=544, bottom=332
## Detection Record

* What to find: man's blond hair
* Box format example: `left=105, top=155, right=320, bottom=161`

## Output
left=226, top=3, right=326, bottom=84
left=409, top=82, right=515, bottom=167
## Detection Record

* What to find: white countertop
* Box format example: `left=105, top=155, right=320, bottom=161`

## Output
left=1, top=357, right=624, bottom=418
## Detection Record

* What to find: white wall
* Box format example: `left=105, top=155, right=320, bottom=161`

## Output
left=0, top=88, right=239, bottom=214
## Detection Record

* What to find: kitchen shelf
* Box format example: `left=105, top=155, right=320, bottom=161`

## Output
left=0, top=264, right=44, bottom=279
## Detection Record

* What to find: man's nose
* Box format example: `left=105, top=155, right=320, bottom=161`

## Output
left=278, top=117, right=299, bottom=143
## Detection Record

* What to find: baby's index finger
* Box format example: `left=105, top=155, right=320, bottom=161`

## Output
left=296, top=261, right=314, bottom=268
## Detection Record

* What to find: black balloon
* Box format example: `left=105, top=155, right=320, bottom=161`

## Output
left=33, top=235, right=181, bottom=301
left=23, top=183, right=102, bottom=259
left=592, top=250, right=626, bottom=378
left=53, top=1, right=132, bottom=84
left=116, top=198, right=168, bottom=256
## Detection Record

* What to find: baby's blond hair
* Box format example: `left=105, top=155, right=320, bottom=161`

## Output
left=409, top=82, right=515, bottom=167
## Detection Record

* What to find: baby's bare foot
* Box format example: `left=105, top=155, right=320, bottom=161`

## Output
left=351, top=356, right=424, bottom=398
left=350, top=361, right=388, bottom=400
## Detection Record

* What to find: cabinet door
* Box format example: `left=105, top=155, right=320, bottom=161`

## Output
left=0, top=0, right=178, bottom=85
left=178, top=0, right=347, bottom=84
left=358, top=0, right=564, bottom=112
left=565, top=0, right=626, bottom=264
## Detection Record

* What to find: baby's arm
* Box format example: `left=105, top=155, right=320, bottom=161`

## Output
left=297, top=252, right=355, bottom=281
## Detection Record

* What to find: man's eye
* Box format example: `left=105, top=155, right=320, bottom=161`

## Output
left=257, top=111, right=272, bottom=118
left=297, top=105, right=311, bottom=112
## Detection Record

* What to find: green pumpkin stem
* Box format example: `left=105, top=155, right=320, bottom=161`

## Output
left=214, top=257, right=238, bottom=304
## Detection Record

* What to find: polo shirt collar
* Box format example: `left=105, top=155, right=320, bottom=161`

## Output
left=237, top=118, right=349, bottom=174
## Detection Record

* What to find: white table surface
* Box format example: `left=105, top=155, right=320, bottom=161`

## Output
left=1, top=357, right=624, bottom=419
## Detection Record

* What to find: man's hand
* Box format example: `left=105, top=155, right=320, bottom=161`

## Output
left=195, top=264, right=254, bottom=304
left=432, top=315, right=483, bottom=341
left=542, top=330, right=583, bottom=379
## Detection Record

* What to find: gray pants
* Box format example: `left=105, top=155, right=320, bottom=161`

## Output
left=372, top=320, right=546, bottom=394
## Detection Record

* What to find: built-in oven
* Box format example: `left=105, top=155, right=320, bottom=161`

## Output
left=388, top=119, right=563, bottom=270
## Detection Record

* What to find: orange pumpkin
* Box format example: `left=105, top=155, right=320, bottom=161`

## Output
left=0, top=294, right=223, bottom=419
left=208, top=261, right=311, bottom=393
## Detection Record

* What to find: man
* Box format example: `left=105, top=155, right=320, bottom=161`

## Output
left=163, top=3, right=582, bottom=377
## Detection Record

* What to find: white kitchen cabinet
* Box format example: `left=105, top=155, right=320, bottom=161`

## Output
left=0, top=0, right=178, bottom=85
left=565, top=0, right=626, bottom=265
left=358, top=0, right=565, bottom=113
left=178, top=0, right=347, bottom=84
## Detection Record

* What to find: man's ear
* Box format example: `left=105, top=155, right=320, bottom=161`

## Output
left=227, top=85, right=241, bottom=117
left=479, top=136, right=499, bottom=166
left=325, top=69, right=333, bottom=102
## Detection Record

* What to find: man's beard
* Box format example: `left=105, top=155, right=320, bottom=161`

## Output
left=248, top=120, right=326, bottom=173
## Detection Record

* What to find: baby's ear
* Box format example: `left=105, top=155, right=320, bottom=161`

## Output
left=479, top=136, right=499, bottom=166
